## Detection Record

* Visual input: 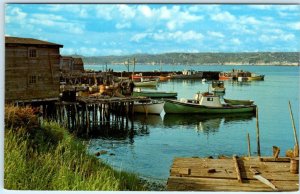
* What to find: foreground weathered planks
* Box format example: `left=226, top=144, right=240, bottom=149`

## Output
left=167, top=157, right=299, bottom=191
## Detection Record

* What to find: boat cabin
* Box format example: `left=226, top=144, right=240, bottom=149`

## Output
left=193, top=92, right=222, bottom=107
left=199, top=94, right=222, bottom=107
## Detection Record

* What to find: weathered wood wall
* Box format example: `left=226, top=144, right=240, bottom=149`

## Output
left=5, top=45, right=61, bottom=102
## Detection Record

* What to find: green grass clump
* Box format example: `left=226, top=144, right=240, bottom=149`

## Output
left=4, top=105, right=146, bottom=191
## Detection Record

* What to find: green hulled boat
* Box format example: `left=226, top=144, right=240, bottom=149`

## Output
left=224, top=98, right=254, bottom=105
left=164, top=92, right=256, bottom=114
left=132, top=91, right=177, bottom=98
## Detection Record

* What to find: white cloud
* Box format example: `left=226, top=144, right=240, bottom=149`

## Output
left=159, top=6, right=171, bottom=19
left=130, top=33, right=148, bottom=42
left=116, top=22, right=131, bottom=29
left=27, top=14, right=84, bottom=34
left=130, top=30, right=203, bottom=43
left=208, top=31, right=224, bottom=38
left=153, top=30, right=204, bottom=42
left=259, top=33, right=295, bottom=42
left=248, top=5, right=273, bottom=10
left=288, top=22, right=300, bottom=30
left=39, top=5, right=90, bottom=18
left=167, top=21, right=176, bottom=31
left=138, top=5, right=153, bottom=18
left=231, top=38, right=241, bottom=45
left=8, top=7, right=27, bottom=23
left=188, top=5, right=221, bottom=13
left=239, top=16, right=261, bottom=25
left=135, top=5, right=203, bottom=31
left=117, top=5, right=136, bottom=20
left=211, top=11, right=236, bottom=22
left=95, top=5, right=115, bottom=20
left=275, top=5, right=299, bottom=11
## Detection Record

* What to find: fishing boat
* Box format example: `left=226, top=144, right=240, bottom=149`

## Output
left=219, top=69, right=264, bottom=81
left=224, top=98, right=254, bottom=105
left=131, top=73, right=159, bottom=80
left=132, top=90, right=177, bottom=98
left=164, top=92, right=256, bottom=114
left=159, top=75, right=171, bottom=81
left=134, top=99, right=164, bottom=115
left=133, top=77, right=159, bottom=87
left=247, top=73, right=265, bottom=81
left=210, top=80, right=225, bottom=93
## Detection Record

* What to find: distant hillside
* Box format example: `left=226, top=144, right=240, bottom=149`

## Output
left=82, top=52, right=299, bottom=66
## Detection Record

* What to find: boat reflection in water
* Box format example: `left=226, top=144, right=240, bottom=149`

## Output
left=163, top=113, right=254, bottom=135
left=133, top=114, right=163, bottom=126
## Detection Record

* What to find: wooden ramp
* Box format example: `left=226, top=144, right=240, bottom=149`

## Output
left=167, top=157, right=299, bottom=191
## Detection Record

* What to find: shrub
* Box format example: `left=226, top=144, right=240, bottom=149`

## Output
left=5, top=105, right=39, bottom=133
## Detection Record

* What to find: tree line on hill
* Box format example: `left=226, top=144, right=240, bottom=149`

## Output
left=77, top=52, right=299, bottom=65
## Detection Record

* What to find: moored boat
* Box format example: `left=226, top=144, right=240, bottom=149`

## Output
left=224, top=98, right=254, bottom=105
left=164, top=92, right=256, bottom=114
left=134, top=99, right=164, bottom=115
left=132, top=90, right=177, bottom=98
left=219, top=69, right=264, bottom=81
left=159, top=75, right=171, bottom=81
left=247, top=73, right=265, bottom=81
left=133, top=77, right=159, bottom=87
left=210, top=80, right=225, bottom=93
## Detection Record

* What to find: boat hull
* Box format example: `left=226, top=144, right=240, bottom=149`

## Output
left=164, top=99, right=256, bottom=114
left=247, top=75, right=264, bottom=81
left=134, top=101, right=164, bottom=114
left=132, top=91, right=177, bottom=98
left=224, top=98, right=254, bottom=105
left=133, top=80, right=158, bottom=87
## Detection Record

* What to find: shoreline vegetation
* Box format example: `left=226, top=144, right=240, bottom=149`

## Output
left=80, top=52, right=299, bottom=66
left=4, top=105, right=149, bottom=191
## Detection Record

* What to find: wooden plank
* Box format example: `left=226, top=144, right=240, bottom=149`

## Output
left=233, top=155, right=242, bottom=182
left=178, top=168, right=191, bottom=176
left=260, top=157, right=290, bottom=162
left=170, top=158, right=298, bottom=181
left=167, top=176, right=299, bottom=191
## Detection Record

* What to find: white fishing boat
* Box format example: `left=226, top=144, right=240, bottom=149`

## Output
left=134, top=99, right=164, bottom=115
left=210, top=80, right=225, bottom=93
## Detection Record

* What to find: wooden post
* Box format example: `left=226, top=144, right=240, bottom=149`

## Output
left=256, top=107, right=261, bottom=157
left=247, top=133, right=251, bottom=158
left=288, top=101, right=299, bottom=157
left=233, top=155, right=242, bottom=183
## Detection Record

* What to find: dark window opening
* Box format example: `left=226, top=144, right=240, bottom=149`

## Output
left=28, top=49, right=37, bottom=58
left=29, top=75, right=37, bottom=84
left=207, top=97, right=213, bottom=101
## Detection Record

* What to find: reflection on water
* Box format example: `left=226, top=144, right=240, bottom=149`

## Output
left=163, top=113, right=254, bottom=135
left=133, top=114, right=163, bottom=126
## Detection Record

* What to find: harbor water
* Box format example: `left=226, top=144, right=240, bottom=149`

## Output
left=87, top=64, right=299, bottom=181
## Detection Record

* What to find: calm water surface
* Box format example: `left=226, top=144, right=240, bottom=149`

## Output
left=87, top=64, right=299, bottom=180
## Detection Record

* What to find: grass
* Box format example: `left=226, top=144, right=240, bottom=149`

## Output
left=4, top=105, right=146, bottom=190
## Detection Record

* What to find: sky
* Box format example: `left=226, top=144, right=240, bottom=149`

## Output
left=4, top=3, right=300, bottom=56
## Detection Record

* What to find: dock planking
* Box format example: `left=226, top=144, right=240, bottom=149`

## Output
left=167, top=157, right=299, bottom=191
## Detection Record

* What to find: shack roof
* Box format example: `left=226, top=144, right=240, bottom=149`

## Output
left=5, top=36, right=63, bottom=47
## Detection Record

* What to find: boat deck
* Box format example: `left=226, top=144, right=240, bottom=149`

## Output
left=167, top=157, right=299, bottom=192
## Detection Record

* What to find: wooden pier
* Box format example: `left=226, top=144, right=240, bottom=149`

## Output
left=167, top=157, right=299, bottom=191
left=53, top=96, right=147, bottom=137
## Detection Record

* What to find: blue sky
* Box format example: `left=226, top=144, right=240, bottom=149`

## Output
left=5, top=4, right=300, bottom=56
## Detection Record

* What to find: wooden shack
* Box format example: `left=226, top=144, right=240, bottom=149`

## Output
left=60, top=56, right=84, bottom=73
left=5, top=36, right=63, bottom=102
